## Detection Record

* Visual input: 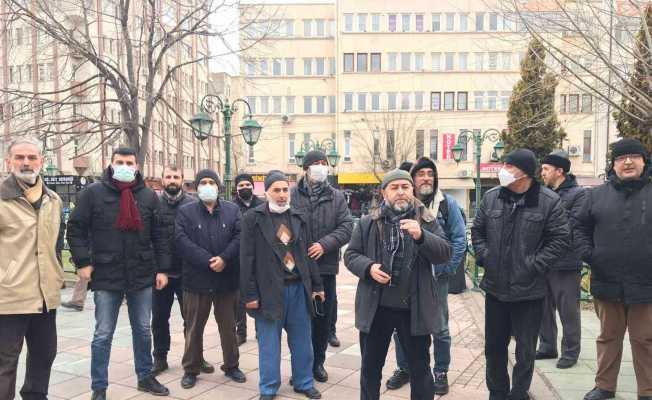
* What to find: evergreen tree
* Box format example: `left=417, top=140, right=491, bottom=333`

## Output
left=502, top=38, right=566, bottom=161
left=614, top=5, right=652, bottom=153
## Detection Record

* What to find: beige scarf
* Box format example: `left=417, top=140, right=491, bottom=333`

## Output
left=16, top=176, right=44, bottom=205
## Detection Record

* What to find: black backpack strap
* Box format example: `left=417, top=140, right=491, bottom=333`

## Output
left=438, top=194, right=450, bottom=226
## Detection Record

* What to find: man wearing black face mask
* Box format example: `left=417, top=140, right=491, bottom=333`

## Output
left=233, top=173, right=264, bottom=345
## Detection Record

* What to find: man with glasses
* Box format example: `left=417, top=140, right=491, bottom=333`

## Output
left=576, top=139, right=652, bottom=400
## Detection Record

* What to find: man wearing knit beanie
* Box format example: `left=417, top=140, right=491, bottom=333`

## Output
left=472, top=148, right=570, bottom=400
left=537, top=150, right=586, bottom=369
left=575, top=138, right=652, bottom=400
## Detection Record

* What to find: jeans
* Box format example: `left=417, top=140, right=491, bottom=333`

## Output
left=91, top=287, right=153, bottom=391
left=312, top=274, right=336, bottom=367
left=152, top=276, right=184, bottom=358
left=395, top=276, right=451, bottom=374
left=255, top=282, right=314, bottom=396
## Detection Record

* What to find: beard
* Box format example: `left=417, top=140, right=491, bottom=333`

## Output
left=14, top=168, right=41, bottom=185
left=164, top=184, right=181, bottom=196
left=418, top=185, right=433, bottom=196
left=391, top=199, right=411, bottom=212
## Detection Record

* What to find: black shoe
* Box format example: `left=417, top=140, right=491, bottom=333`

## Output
left=260, top=395, right=275, bottom=400
left=294, top=387, right=322, bottom=399
left=328, top=334, right=340, bottom=347
left=313, top=364, right=328, bottom=383
left=639, top=397, right=652, bottom=400
left=535, top=351, right=558, bottom=360
left=289, top=377, right=294, bottom=386
left=556, top=358, right=577, bottom=369
left=434, top=372, right=449, bottom=395
left=181, top=373, right=197, bottom=389
left=91, top=389, right=106, bottom=400
left=583, top=387, right=616, bottom=400
left=225, top=367, right=247, bottom=383
left=489, top=391, right=508, bottom=400
left=386, top=368, right=410, bottom=390
left=237, top=335, right=247, bottom=346
left=137, top=376, right=169, bottom=396
left=61, top=301, right=83, bottom=311
left=152, top=357, right=168, bottom=376
left=200, top=360, right=215, bottom=374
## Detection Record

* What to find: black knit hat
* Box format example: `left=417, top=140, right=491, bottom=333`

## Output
left=264, top=170, right=288, bottom=191
left=504, top=149, right=538, bottom=177
left=194, top=169, right=220, bottom=188
left=234, top=173, right=254, bottom=187
left=398, top=161, right=414, bottom=172
left=611, top=138, right=648, bottom=162
left=302, top=150, right=328, bottom=169
left=542, top=150, right=571, bottom=173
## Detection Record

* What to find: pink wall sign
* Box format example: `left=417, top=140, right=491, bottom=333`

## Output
left=442, top=133, right=456, bottom=160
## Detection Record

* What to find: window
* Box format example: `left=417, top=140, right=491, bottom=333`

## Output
left=371, top=53, right=381, bottom=72
left=10, top=66, right=19, bottom=84
left=459, top=13, right=469, bottom=31
left=358, top=93, right=366, bottom=111
left=285, top=58, right=295, bottom=75
left=371, top=93, right=380, bottom=111
left=446, top=13, right=455, bottom=31
left=474, top=91, right=484, bottom=110
left=246, top=60, right=256, bottom=76
left=429, top=129, right=438, bottom=160
left=502, top=52, right=511, bottom=70
left=386, top=130, right=395, bottom=160
left=372, top=14, right=381, bottom=31
left=581, top=94, right=592, bottom=113
left=373, top=131, right=380, bottom=156
left=401, top=52, right=411, bottom=71
left=284, top=19, right=294, bottom=36
left=431, top=52, right=441, bottom=71
left=316, top=19, right=325, bottom=36
left=357, top=53, right=368, bottom=72
left=388, top=92, right=397, bottom=110
left=247, top=96, right=256, bottom=114
left=416, top=14, right=424, bottom=32
left=583, top=130, right=592, bottom=162
left=273, top=96, right=282, bottom=114
left=388, top=14, right=397, bottom=32
left=415, top=92, right=424, bottom=110
left=303, top=96, right=312, bottom=113
left=569, top=94, right=579, bottom=113
left=488, top=52, right=498, bottom=70
left=248, top=145, right=255, bottom=164
left=416, top=130, right=425, bottom=158
left=475, top=52, right=484, bottom=71
left=459, top=52, right=468, bottom=71
left=559, top=94, right=567, bottom=113
left=344, top=93, right=353, bottom=111
left=401, top=93, right=410, bottom=110
left=431, top=92, right=441, bottom=111
left=487, top=91, right=498, bottom=110
left=316, top=58, right=325, bottom=75
left=458, top=92, right=468, bottom=110
left=414, top=53, right=424, bottom=71
left=303, top=19, right=312, bottom=36
left=344, top=131, right=352, bottom=161
left=445, top=52, right=454, bottom=71
left=260, top=96, right=269, bottom=114
left=358, top=14, right=367, bottom=32
left=476, top=12, right=485, bottom=31
left=304, top=58, right=312, bottom=75
left=23, top=64, right=32, bottom=82
left=329, top=96, right=336, bottom=113
left=317, top=96, right=325, bottom=113
left=288, top=133, right=296, bottom=163
left=344, top=53, right=354, bottom=72
left=344, top=14, right=353, bottom=32
left=329, top=20, right=336, bottom=36
left=273, top=58, right=281, bottom=76
left=500, top=91, right=511, bottom=110
left=432, top=13, right=441, bottom=31
left=260, top=59, right=268, bottom=75
left=402, top=14, right=410, bottom=32
left=388, top=53, right=398, bottom=71
left=444, top=92, right=455, bottom=111
left=286, top=96, right=295, bottom=114
left=329, top=57, right=336, bottom=75
left=489, top=13, right=498, bottom=31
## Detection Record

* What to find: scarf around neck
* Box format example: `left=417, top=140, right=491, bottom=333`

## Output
left=380, top=201, right=415, bottom=256
left=112, top=179, right=144, bottom=231
left=16, top=175, right=44, bottom=206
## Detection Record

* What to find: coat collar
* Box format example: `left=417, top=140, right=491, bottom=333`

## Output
left=498, top=180, right=541, bottom=208
left=296, top=176, right=333, bottom=199
left=556, top=174, right=578, bottom=192
left=0, top=174, right=55, bottom=201
left=252, top=202, right=305, bottom=265
left=369, top=198, right=435, bottom=223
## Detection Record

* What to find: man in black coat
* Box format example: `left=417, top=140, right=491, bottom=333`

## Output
left=344, top=168, right=452, bottom=400
left=576, top=139, right=652, bottom=400
left=290, top=150, right=353, bottom=382
left=537, top=150, right=586, bottom=369
left=472, top=149, right=570, bottom=400
left=232, top=173, right=264, bottom=345
left=66, top=147, right=171, bottom=399
left=240, top=170, right=324, bottom=400
left=175, top=169, right=246, bottom=389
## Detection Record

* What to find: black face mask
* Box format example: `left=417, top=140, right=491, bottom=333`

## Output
left=164, top=185, right=181, bottom=196
left=238, top=188, right=253, bottom=200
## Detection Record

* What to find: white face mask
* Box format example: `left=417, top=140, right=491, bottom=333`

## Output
left=197, top=184, right=218, bottom=202
left=498, top=168, right=522, bottom=187
left=308, top=164, right=329, bottom=183
left=112, top=164, right=137, bottom=183
left=268, top=196, right=291, bottom=214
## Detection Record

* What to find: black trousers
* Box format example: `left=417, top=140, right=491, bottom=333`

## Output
left=538, top=270, right=581, bottom=360
left=485, top=293, right=544, bottom=400
left=152, top=276, right=184, bottom=358
left=235, top=291, right=247, bottom=339
left=0, top=309, right=57, bottom=400
left=329, top=282, right=338, bottom=336
left=360, top=307, right=434, bottom=400
left=312, top=274, right=336, bottom=367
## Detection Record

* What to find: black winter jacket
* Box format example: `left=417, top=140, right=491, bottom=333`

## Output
left=234, top=195, right=265, bottom=216
left=550, top=175, right=586, bottom=271
left=175, top=200, right=241, bottom=293
left=576, top=171, right=652, bottom=304
left=471, top=182, right=570, bottom=302
left=159, top=192, right=195, bottom=276
left=240, top=203, right=323, bottom=321
left=67, top=169, right=170, bottom=292
left=344, top=201, right=452, bottom=336
left=290, top=179, right=353, bottom=275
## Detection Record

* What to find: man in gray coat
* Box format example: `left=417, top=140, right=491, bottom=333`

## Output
left=344, top=169, right=452, bottom=400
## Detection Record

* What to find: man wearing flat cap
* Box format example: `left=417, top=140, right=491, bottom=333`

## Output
left=472, top=149, right=570, bottom=400
left=576, top=139, right=652, bottom=400
left=537, top=150, right=586, bottom=369
left=344, top=169, right=452, bottom=400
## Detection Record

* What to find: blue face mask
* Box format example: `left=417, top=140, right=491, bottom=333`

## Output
left=197, top=184, right=218, bottom=202
left=112, top=164, right=136, bottom=183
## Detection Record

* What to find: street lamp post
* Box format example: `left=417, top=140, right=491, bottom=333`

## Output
left=294, top=138, right=341, bottom=169
left=451, top=128, right=505, bottom=288
left=190, top=95, right=263, bottom=200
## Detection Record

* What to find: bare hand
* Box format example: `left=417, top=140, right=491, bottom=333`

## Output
left=155, top=273, right=168, bottom=290
left=370, top=263, right=390, bottom=284
left=209, top=256, right=225, bottom=272
left=400, top=219, right=422, bottom=240
left=77, top=266, right=93, bottom=281
left=245, top=300, right=259, bottom=309
left=307, top=243, right=325, bottom=260
left=312, top=291, right=325, bottom=301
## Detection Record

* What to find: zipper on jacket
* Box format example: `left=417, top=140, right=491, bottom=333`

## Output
left=642, top=198, right=647, bottom=225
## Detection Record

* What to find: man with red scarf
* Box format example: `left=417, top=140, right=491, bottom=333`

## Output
left=67, top=147, right=171, bottom=400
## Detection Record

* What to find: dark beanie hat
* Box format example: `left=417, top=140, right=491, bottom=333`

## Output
left=302, top=150, right=328, bottom=169
left=398, top=161, right=414, bottom=172
left=194, top=169, right=220, bottom=188
left=542, top=150, right=571, bottom=173
left=504, top=149, right=538, bottom=177
left=264, top=170, right=288, bottom=191
left=611, top=138, right=648, bottom=161
left=409, top=157, right=437, bottom=178
left=234, top=173, right=254, bottom=186
left=381, top=169, right=414, bottom=189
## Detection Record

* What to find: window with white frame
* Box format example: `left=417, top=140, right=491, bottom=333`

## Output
left=248, top=145, right=255, bottom=164
left=444, top=92, right=454, bottom=111
left=475, top=52, right=484, bottom=71
left=431, top=92, right=441, bottom=111
left=581, top=94, right=592, bottom=112
left=357, top=53, right=368, bottom=72
left=432, top=52, right=441, bottom=72
left=446, top=13, right=455, bottom=31
left=344, top=53, right=354, bottom=72
left=329, top=96, right=336, bottom=113
left=416, top=14, right=424, bottom=32
left=284, top=19, right=294, bottom=36
left=445, top=52, right=454, bottom=71
left=415, top=92, right=424, bottom=110
left=500, top=91, right=511, bottom=110
left=401, top=52, right=411, bottom=71
left=474, top=91, right=484, bottom=110
left=273, top=58, right=281, bottom=75
left=247, top=96, right=256, bottom=114
left=401, top=93, right=410, bottom=110
left=388, top=92, right=397, bottom=110
left=329, top=57, right=336, bottom=74
left=388, top=53, right=398, bottom=71
left=459, top=52, right=468, bottom=71
left=371, top=93, right=380, bottom=111
left=288, top=133, right=296, bottom=162
left=459, top=13, right=468, bottom=31
left=246, top=60, right=256, bottom=76
left=273, top=96, right=282, bottom=114
left=317, top=96, right=326, bottom=113
left=316, top=19, right=325, bottom=36
left=371, top=53, right=381, bottom=72
left=286, top=96, right=295, bottom=114
left=583, top=130, right=592, bottom=162
left=304, top=19, right=312, bottom=37
left=260, top=59, right=268, bottom=75
left=344, top=131, right=352, bottom=161
left=402, top=14, right=410, bottom=32
left=260, top=96, right=269, bottom=114
left=304, top=58, right=312, bottom=75
left=358, top=93, right=366, bottom=111
left=358, top=14, right=367, bottom=32
left=489, top=13, right=498, bottom=31
left=429, top=129, right=438, bottom=160
left=502, top=52, right=511, bottom=70
left=303, top=96, right=312, bottom=113
left=458, top=92, right=468, bottom=110
left=476, top=13, right=485, bottom=31
left=487, top=91, right=498, bottom=110
left=388, top=14, right=397, bottom=32
left=415, top=53, right=424, bottom=71
left=344, top=93, right=353, bottom=111
left=432, top=13, right=441, bottom=31
left=285, top=58, right=295, bottom=75
left=344, top=14, right=353, bottom=32
left=316, top=58, right=325, bottom=75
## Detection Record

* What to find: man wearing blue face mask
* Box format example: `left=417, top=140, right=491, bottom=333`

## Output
left=67, top=147, right=171, bottom=399
left=174, top=169, right=246, bottom=389
left=290, top=150, right=353, bottom=383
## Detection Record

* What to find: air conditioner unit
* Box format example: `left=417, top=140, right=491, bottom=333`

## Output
left=281, top=115, right=291, bottom=124
left=457, top=169, right=473, bottom=178
left=568, top=145, right=581, bottom=157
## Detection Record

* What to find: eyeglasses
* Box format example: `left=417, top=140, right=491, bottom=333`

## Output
left=614, top=154, right=643, bottom=163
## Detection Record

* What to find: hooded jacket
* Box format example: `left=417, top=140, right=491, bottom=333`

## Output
left=549, top=174, right=586, bottom=271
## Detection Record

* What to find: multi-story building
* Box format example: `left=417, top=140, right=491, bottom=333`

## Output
left=239, top=0, right=612, bottom=213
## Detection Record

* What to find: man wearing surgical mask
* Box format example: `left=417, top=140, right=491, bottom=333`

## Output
left=471, top=148, right=570, bottom=400
left=290, top=151, right=353, bottom=383
left=174, top=169, right=246, bottom=389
